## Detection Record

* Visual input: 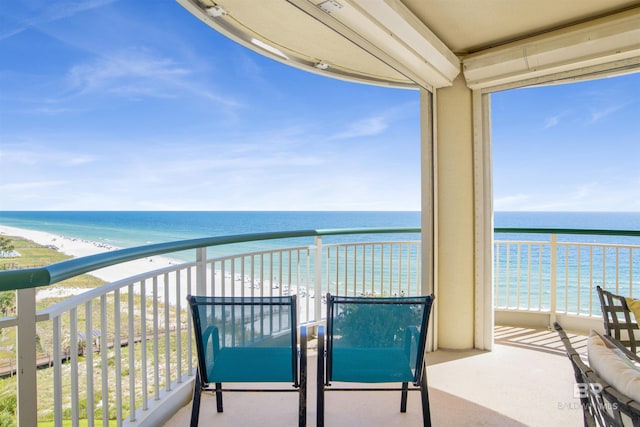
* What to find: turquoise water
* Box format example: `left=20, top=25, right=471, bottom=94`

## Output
left=493, top=212, right=640, bottom=312
left=2, top=211, right=640, bottom=309
left=2, top=211, right=639, bottom=246
left=0, top=211, right=419, bottom=246
left=0, top=211, right=421, bottom=260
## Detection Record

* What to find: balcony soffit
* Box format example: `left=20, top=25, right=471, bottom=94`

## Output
left=180, top=0, right=418, bottom=88
left=178, top=0, right=640, bottom=90
left=404, top=0, right=640, bottom=54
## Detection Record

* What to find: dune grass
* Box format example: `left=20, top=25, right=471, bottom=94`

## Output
left=0, top=236, right=194, bottom=426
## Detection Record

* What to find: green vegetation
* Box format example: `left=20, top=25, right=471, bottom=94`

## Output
left=0, top=236, right=195, bottom=425
left=0, top=238, right=13, bottom=255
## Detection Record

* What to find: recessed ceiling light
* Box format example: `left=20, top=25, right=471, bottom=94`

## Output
left=250, top=38, right=288, bottom=60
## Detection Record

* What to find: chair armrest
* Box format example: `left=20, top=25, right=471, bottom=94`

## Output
left=406, top=326, right=420, bottom=341
left=203, top=325, right=221, bottom=357
left=404, top=325, right=420, bottom=358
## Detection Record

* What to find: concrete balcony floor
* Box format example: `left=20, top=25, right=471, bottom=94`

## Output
left=164, top=326, right=586, bottom=426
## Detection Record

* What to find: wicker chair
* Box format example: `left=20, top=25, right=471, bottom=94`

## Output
left=554, top=322, right=640, bottom=427
left=596, top=286, right=640, bottom=353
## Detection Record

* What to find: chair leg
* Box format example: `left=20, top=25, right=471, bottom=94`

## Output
left=317, top=326, right=325, bottom=427
left=299, top=326, right=307, bottom=427
left=190, top=371, right=202, bottom=427
left=420, top=367, right=431, bottom=427
left=215, top=382, right=223, bottom=413
left=400, top=382, right=408, bottom=413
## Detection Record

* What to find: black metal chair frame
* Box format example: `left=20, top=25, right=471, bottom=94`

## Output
left=554, top=322, right=640, bottom=427
left=317, top=293, right=435, bottom=427
left=597, top=285, right=640, bottom=353
left=188, top=295, right=307, bottom=427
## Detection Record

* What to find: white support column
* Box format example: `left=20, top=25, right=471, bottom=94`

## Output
left=420, top=88, right=437, bottom=350
left=435, top=73, right=475, bottom=350
left=16, top=288, right=37, bottom=427
left=473, top=90, right=495, bottom=351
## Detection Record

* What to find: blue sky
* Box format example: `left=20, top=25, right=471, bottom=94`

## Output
left=492, top=74, right=640, bottom=212
left=0, top=1, right=638, bottom=212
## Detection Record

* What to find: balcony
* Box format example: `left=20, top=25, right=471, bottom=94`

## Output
left=164, top=326, right=584, bottom=426
left=0, top=227, right=637, bottom=426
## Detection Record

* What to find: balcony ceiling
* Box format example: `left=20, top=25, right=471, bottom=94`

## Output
left=406, top=0, right=639, bottom=54
left=178, top=0, right=640, bottom=89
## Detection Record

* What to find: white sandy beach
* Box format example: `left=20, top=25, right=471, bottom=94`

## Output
left=0, top=224, right=182, bottom=301
left=0, top=224, right=316, bottom=319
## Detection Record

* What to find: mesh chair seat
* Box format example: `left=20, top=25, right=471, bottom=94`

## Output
left=208, top=347, right=294, bottom=383
left=332, top=348, right=413, bottom=383
left=188, top=295, right=306, bottom=426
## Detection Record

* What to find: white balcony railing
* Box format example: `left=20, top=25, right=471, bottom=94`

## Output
left=494, top=229, right=640, bottom=315
left=0, top=229, right=422, bottom=426
left=1, top=227, right=639, bottom=426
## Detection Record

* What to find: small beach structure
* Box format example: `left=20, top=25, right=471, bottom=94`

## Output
left=0, top=250, right=20, bottom=259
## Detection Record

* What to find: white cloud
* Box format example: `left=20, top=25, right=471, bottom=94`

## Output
left=543, top=115, right=561, bottom=129
left=60, top=48, right=243, bottom=109
left=543, top=110, right=572, bottom=129
left=67, top=49, right=189, bottom=95
left=331, top=115, right=388, bottom=140
left=0, top=180, right=68, bottom=191
left=0, top=144, right=96, bottom=168
left=0, top=0, right=116, bottom=41
left=495, top=177, right=640, bottom=212
left=494, top=194, right=531, bottom=210
left=590, top=102, right=631, bottom=122
left=64, top=155, right=96, bottom=166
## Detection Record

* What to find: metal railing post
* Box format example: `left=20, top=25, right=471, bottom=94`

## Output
left=16, top=287, right=37, bottom=427
left=196, top=247, right=207, bottom=296
left=314, top=236, right=323, bottom=324
left=550, top=234, right=558, bottom=326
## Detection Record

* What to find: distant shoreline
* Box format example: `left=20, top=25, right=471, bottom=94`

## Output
left=0, top=224, right=181, bottom=284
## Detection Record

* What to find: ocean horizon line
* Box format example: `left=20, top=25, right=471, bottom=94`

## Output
left=1, top=211, right=639, bottom=253
left=1, top=209, right=640, bottom=212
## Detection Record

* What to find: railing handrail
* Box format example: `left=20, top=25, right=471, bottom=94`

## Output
left=495, top=227, right=640, bottom=236
left=2, top=225, right=637, bottom=292
left=0, top=227, right=421, bottom=291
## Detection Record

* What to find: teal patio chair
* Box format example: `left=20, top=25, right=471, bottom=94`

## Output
left=317, top=294, right=435, bottom=426
left=187, top=295, right=307, bottom=426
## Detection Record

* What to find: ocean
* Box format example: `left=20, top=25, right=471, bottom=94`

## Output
left=1, top=211, right=639, bottom=247
left=1, top=211, right=640, bottom=312
left=0, top=211, right=422, bottom=260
